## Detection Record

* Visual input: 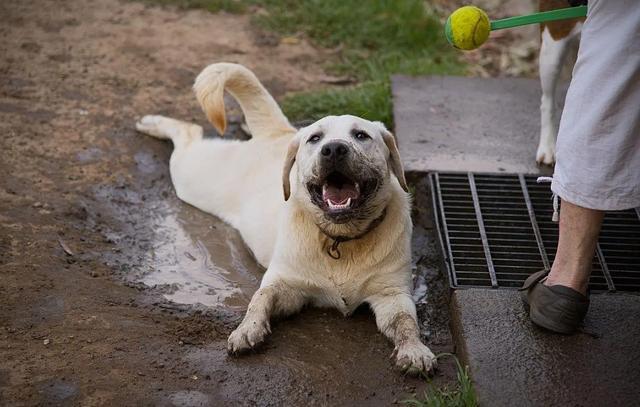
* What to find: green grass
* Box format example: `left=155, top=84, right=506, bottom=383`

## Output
left=142, top=0, right=464, bottom=128
left=252, top=0, right=463, bottom=128
left=282, top=80, right=392, bottom=126
left=404, top=354, right=478, bottom=407
left=252, top=0, right=460, bottom=79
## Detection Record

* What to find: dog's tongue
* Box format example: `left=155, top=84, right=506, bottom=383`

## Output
left=323, top=182, right=359, bottom=204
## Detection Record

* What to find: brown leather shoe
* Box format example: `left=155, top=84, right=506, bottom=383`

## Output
left=519, top=270, right=589, bottom=334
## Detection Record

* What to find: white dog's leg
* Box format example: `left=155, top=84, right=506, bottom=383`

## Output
left=228, top=280, right=305, bottom=354
left=537, top=27, right=573, bottom=165
left=369, top=293, right=437, bottom=374
left=135, top=115, right=203, bottom=149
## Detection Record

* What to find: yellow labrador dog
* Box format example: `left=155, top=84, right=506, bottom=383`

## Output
left=136, top=63, right=436, bottom=374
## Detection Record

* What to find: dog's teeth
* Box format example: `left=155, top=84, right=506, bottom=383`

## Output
left=326, top=197, right=352, bottom=210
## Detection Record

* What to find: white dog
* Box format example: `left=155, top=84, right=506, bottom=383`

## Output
left=136, top=63, right=436, bottom=373
left=536, top=0, right=584, bottom=165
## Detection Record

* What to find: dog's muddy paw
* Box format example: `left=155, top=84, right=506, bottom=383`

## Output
left=227, top=319, right=271, bottom=355
left=394, top=341, right=437, bottom=375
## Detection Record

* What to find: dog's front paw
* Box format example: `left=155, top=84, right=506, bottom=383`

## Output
left=227, top=318, right=271, bottom=355
left=536, top=139, right=556, bottom=166
left=394, top=341, right=437, bottom=375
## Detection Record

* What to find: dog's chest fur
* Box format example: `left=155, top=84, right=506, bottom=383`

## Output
left=311, top=243, right=382, bottom=314
left=268, top=200, right=412, bottom=315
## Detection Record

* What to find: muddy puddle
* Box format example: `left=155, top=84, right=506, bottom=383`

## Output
left=95, top=145, right=264, bottom=310
left=139, top=207, right=259, bottom=309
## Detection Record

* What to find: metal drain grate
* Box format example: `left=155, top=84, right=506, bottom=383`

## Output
left=431, top=172, right=640, bottom=292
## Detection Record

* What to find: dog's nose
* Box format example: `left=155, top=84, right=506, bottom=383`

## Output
left=321, top=142, right=349, bottom=161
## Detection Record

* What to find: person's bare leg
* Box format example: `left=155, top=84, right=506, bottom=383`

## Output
left=544, top=200, right=604, bottom=295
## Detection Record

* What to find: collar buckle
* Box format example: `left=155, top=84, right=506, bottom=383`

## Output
left=321, top=208, right=387, bottom=260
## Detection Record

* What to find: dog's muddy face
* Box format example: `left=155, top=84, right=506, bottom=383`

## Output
left=283, top=115, right=407, bottom=234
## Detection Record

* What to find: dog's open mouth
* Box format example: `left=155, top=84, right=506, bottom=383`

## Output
left=308, top=171, right=378, bottom=220
left=322, top=172, right=360, bottom=212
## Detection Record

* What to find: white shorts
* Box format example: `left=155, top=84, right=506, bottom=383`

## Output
left=551, top=0, right=640, bottom=210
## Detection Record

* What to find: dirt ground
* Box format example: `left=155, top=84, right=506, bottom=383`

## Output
left=0, top=0, right=455, bottom=405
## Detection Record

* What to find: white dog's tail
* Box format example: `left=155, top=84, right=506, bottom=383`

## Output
left=194, top=63, right=296, bottom=139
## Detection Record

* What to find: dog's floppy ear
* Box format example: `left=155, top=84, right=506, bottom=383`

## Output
left=377, top=123, right=408, bottom=192
left=282, top=136, right=300, bottom=201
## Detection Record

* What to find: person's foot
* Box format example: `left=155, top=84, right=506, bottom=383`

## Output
left=520, top=270, right=589, bottom=334
left=543, top=262, right=590, bottom=296
left=519, top=200, right=602, bottom=333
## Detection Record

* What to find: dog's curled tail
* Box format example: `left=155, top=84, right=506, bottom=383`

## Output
left=194, top=63, right=296, bottom=139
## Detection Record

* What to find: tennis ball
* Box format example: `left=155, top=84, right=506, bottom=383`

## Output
left=445, top=6, right=490, bottom=51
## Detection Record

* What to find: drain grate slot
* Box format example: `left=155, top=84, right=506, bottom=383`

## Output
left=431, top=172, right=640, bottom=292
left=468, top=173, right=498, bottom=288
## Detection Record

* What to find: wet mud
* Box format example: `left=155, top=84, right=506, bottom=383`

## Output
left=0, top=0, right=456, bottom=405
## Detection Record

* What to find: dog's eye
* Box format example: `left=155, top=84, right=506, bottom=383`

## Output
left=308, top=133, right=322, bottom=144
left=353, top=131, right=370, bottom=141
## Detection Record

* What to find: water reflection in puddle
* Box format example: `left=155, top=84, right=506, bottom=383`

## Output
left=95, top=146, right=264, bottom=311
left=142, top=202, right=263, bottom=310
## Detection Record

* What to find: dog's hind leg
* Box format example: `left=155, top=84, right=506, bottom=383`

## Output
left=227, top=280, right=305, bottom=354
left=368, top=292, right=437, bottom=374
left=135, top=115, right=203, bottom=150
